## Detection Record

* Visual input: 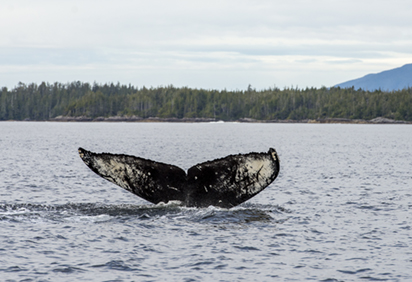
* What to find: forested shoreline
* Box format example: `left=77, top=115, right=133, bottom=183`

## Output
left=1, top=81, right=411, bottom=122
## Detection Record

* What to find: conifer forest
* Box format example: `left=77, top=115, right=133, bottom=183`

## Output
left=1, top=81, right=411, bottom=121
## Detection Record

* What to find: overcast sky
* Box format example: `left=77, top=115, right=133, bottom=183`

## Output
left=1, top=0, right=412, bottom=90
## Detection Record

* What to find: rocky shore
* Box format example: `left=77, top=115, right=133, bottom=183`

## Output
left=51, top=115, right=217, bottom=123
left=46, top=115, right=411, bottom=124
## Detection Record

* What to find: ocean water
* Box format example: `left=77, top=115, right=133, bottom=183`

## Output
left=0, top=122, right=411, bottom=282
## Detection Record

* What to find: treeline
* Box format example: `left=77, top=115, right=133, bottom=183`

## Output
left=1, top=81, right=412, bottom=121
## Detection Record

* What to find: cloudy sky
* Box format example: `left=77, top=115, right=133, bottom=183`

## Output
left=1, top=0, right=412, bottom=90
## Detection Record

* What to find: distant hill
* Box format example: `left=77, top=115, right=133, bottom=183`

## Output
left=335, top=63, right=412, bottom=91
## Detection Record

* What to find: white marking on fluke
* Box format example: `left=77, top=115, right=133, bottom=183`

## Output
left=78, top=147, right=280, bottom=208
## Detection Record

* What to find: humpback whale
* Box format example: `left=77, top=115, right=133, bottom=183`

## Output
left=78, top=148, right=280, bottom=208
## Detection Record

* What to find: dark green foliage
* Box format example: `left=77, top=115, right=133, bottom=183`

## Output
left=0, top=82, right=411, bottom=121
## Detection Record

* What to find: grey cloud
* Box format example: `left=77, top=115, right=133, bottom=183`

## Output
left=0, top=47, right=108, bottom=66
left=1, top=0, right=412, bottom=89
left=325, top=59, right=363, bottom=65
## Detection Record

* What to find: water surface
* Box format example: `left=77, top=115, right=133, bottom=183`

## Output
left=1, top=122, right=411, bottom=281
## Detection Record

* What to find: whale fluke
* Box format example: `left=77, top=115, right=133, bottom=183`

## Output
left=78, top=148, right=280, bottom=208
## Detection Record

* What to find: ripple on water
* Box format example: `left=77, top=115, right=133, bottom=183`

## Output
left=0, top=202, right=288, bottom=227
left=1, top=123, right=412, bottom=281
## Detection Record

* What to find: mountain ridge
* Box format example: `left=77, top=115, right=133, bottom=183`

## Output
left=334, top=63, right=412, bottom=91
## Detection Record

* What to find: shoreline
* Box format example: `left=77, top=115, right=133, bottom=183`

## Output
left=4, top=116, right=411, bottom=124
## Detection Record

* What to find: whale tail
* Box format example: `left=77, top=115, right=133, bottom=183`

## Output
left=78, top=147, right=280, bottom=208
